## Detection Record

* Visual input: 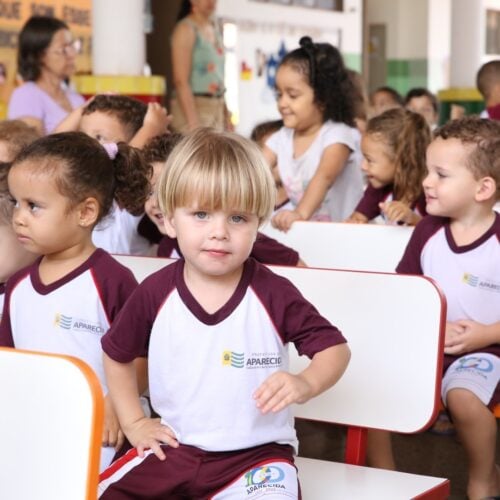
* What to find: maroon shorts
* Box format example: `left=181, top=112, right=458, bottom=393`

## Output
left=98, top=442, right=298, bottom=499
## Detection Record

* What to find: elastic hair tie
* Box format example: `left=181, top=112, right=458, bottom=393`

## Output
left=103, top=142, right=118, bottom=160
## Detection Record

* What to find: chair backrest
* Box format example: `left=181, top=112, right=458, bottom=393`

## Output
left=114, top=254, right=446, bottom=434
left=0, top=348, right=104, bottom=500
left=260, top=221, right=414, bottom=272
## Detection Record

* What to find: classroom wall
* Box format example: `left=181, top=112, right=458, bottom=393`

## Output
left=365, top=0, right=428, bottom=94
left=217, top=0, right=363, bottom=137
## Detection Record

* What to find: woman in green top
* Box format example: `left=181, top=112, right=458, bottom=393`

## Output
left=170, top=0, right=230, bottom=132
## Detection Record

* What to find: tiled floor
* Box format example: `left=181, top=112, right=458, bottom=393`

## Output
left=296, top=419, right=500, bottom=499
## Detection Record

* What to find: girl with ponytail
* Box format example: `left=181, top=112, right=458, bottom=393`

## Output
left=346, top=108, right=431, bottom=225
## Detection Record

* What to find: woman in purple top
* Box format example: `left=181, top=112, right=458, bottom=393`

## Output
left=8, top=16, right=84, bottom=135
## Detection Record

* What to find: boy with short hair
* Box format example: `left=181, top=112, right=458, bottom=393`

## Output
left=0, top=120, right=40, bottom=162
left=397, top=116, right=500, bottom=500
left=476, top=60, right=500, bottom=120
left=140, top=132, right=304, bottom=266
left=99, top=128, right=350, bottom=498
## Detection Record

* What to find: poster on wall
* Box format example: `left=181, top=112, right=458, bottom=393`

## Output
left=0, top=0, right=91, bottom=114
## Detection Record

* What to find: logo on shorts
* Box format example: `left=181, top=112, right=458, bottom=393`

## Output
left=222, top=351, right=245, bottom=368
left=54, top=313, right=105, bottom=335
left=457, top=356, right=494, bottom=373
left=245, top=465, right=286, bottom=495
left=462, top=273, right=500, bottom=293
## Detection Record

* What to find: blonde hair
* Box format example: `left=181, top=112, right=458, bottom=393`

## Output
left=157, top=128, right=275, bottom=223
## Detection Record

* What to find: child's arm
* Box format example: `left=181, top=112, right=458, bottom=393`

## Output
left=379, top=201, right=421, bottom=226
left=53, top=99, right=93, bottom=133
left=445, top=320, right=500, bottom=355
left=103, top=353, right=178, bottom=460
left=253, top=343, right=350, bottom=414
left=344, top=211, right=369, bottom=224
left=272, top=143, right=350, bottom=232
left=129, top=103, right=172, bottom=149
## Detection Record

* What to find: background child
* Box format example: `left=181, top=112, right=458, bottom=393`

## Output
left=56, top=95, right=157, bottom=255
left=141, top=133, right=304, bottom=266
left=263, top=36, right=364, bottom=231
left=404, top=87, right=439, bottom=130
left=99, top=128, right=350, bottom=498
left=476, top=59, right=500, bottom=120
left=369, top=86, right=403, bottom=117
left=0, top=120, right=40, bottom=162
left=397, top=117, right=500, bottom=499
left=0, top=132, right=149, bottom=472
left=251, top=119, right=292, bottom=212
left=0, top=162, right=38, bottom=319
left=346, top=108, right=430, bottom=225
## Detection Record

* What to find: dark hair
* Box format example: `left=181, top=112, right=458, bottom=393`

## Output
left=278, top=36, right=356, bottom=126
left=250, top=120, right=283, bottom=145
left=177, top=0, right=192, bottom=21
left=434, top=116, right=500, bottom=198
left=0, top=120, right=40, bottom=161
left=0, top=161, right=13, bottom=224
left=17, top=16, right=69, bottom=81
left=12, top=132, right=152, bottom=222
left=476, top=60, right=500, bottom=100
left=142, top=133, right=183, bottom=164
left=404, top=87, right=439, bottom=114
left=82, top=95, right=147, bottom=142
left=366, top=108, right=430, bottom=205
left=370, top=86, right=404, bottom=107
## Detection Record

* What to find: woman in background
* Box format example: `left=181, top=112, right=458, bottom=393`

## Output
left=8, top=15, right=84, bottom=135
left=170, top=0, right=230, bottom=132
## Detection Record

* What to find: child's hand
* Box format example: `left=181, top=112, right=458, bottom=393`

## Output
left=103, top=395, right=125, bottom=451
left=142, top=102, right=172, bottom=135
left=271, top=209, right=303, bottom=232
left=124, top=417, right=178, bottom=460
left=379, top=201, right=419, bottom=225
left=253, top=371, right=313, bottom=414
left=344, top=211, right=368, bottom=224
left=444, top=320, right=490, bottom=355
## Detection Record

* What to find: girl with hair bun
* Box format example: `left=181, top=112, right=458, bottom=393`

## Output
left=263, top=36, right=364, bottom=231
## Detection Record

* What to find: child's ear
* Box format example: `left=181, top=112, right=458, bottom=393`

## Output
left=163, top=214, right=177, bottom=239
left=76, top=197, right=100, bottom=228
left=476, top=176, right=497, bottom=202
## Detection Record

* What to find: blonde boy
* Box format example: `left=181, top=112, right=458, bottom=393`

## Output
left=99, top=128, right=350, bottom=499
left=397, top=117, right=500, bottom=499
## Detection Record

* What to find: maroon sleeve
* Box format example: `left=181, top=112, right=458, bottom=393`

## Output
left=412, top=192, right=427, bottom=217
left=396, top=216, right=445, bottom=274
left=91, top=251, right=138, bottom=324
left=250, top=232, right=300, bottom=266
left=251, top=262, right=346, bottom=359
left=102, top=262, right=179, bottom=362
left=0, top=268, right=31, bottom=347
left=354, top=184, right=392, bottom=220
left=157, top=236, right=180, bottom=258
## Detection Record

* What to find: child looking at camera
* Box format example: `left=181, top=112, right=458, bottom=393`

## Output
left=99, top=128, right=350, bottom=499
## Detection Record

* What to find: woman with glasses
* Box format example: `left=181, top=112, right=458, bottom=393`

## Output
left=8, top=16, right=84, bottom=135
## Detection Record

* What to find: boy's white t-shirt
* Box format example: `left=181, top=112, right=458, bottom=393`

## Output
left=92, top=201, right=152, bottom=256
left=266, top=120, right=364, bottom=221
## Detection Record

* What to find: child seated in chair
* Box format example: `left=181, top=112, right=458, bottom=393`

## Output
left=99, top=128, right=350, bottom=499
left=398, top=117, right=500, bottom=500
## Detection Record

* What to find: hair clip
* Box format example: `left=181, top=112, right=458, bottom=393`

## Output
left=102, top=142, right=118, bottom=160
